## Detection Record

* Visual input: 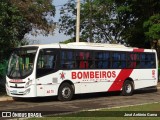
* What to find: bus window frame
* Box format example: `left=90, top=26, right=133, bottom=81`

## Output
left=36, top=48, right=59, bottom=78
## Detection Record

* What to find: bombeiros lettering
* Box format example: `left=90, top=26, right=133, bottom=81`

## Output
left=72, top=71, right=116, bottom=79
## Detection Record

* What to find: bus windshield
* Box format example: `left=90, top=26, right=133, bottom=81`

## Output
left=7, top=47, right=38, bottom=79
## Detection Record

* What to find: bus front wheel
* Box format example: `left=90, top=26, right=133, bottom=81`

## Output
left=58, top=83, right=74, bottom=101
left=121, top=80, right=134, bottom=96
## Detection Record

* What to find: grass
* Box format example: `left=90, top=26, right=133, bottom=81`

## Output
left=29, top=102, right=160, bottom=120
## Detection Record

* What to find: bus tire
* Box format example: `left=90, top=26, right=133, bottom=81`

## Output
left=58, top=83, right=74, bottom=101
left=121, top=80, right=134, bottom=96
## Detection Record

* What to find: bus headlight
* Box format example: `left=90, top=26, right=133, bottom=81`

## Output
left=25, top=80, right=32, bottom=88
left=24, top=88, right=30, bottom=95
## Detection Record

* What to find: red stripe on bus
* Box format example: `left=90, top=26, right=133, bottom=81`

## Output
left=133, top=48, right=144, bottom=52
left=108, top=69, right=133, bottom=91
left=108, top=48, right=144, bottom=92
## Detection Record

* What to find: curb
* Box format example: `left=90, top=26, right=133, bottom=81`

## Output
left=0, top=96, right=13, bottom=102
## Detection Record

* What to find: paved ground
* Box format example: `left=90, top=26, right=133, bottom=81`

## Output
left=1, top=88, right=159, bottom=110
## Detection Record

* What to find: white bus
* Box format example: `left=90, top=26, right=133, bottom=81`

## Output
left=6, top=42, right=158, bottom=101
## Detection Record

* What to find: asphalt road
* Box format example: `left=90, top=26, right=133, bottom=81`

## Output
left=0, top=87, right=160, bottom=119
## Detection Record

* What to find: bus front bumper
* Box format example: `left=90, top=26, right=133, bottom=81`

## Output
left=6, top=85, right=36, bottom=98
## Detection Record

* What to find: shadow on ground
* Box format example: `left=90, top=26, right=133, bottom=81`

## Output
left=13, top=87, right=158, bottom=103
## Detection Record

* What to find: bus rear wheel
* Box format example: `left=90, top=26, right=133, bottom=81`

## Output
left=58, top=83, right=74, bottom=101
left=121, top=80, right=134, bottom=96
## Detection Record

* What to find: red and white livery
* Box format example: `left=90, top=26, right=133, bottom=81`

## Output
left=6, top=42, right=158, bottom=101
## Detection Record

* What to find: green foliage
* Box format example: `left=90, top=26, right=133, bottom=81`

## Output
left=60, top=38, right=87, bottom=44
left=59, top=0, right=124, bottom=43
left=60, top=39, right=75, bottom=44
left=113, top=0, right=160, bottom=48
left=10, top=0, right=56, bottom=36
left=0, top=1, right=56, bottom=95
left=0, top=59, right=8, bottom=95
left=59, top=0, right=160, bottom=48
left=30, top=102, right=160, bottom=120
left=59, top=0, right=76, bottom=38
left=0, top=59, right=7, bottom=79
left=0, top=0, right=56, bottom=51
left=0, top=0, right=24, bottom=50
left=143, top=14, right=160, bottom=63
left=144, top=14, right=160, bottom=40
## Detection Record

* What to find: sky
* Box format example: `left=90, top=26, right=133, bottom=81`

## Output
left=27, top=0, right=71, bottom=44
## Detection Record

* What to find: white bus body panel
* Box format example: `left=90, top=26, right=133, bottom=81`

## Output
left=6, top=43, right=158, bottom=98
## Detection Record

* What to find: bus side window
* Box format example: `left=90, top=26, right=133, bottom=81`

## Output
left=37, top=52, right=44, bottom=68
left=95, top=52, right=110, bottom=69
left=139, top=53, right=155, bottom=68
left=79, top=52, right=85, bottom=68
left=145, top=54, right=155, bottom=68
left=127, top=53, right=140, bottom=68
left=79, top=52, right=90, bottom=69
left=75, top=51, right=93, bottom=69
left=36, top=49, right=57, bottom=78
left=112, top=52, right=121, bottom=69
left=121, top=61, right=126, bottom=68
left=112, top=61, right=120, bottom=68
left=61, top=51, right=75, bottom=69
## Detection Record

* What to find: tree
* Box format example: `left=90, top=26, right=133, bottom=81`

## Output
left=59, top=0, right=160, bottom=47
left=0, top=0, right=56, bottom=58
left=0, top=0, right=56, bottom=47
left=80, top=0, right=118, bottom=43
left=144, top=14, right=160, bottom=66
left=0, top=0, right=56, bottom=72
left=0, top=0, right=56, bottom=89
left=115, top=0, right=160, bottom=48
left=0, top=0, right=24, bottom=57
left=10, top=0, right=56, bottom=39
left=59, top=38, right=87, bottom=44
left=144, top=14, right=160, bottom=42
left=116, top=0, right=160, bottom=64
left=59, top=0, right=125, bottom=43
left=59, top=0, right=76, bottom=39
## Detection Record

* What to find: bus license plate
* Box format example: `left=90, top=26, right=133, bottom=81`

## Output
left=12, top=90, right=17, bottom=94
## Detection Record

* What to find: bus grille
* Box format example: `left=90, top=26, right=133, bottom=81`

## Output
left=10, top=86, right=24, bottom=88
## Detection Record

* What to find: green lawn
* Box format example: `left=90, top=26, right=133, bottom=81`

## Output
left=29, top=102, right=160, bottom=120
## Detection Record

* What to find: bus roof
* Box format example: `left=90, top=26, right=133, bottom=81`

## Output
left=22, top=42, right=156, bottom=52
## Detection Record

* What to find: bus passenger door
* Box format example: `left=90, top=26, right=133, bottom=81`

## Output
left=36, top=49, right=59, bottom=96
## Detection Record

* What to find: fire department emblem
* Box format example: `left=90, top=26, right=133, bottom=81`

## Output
left=60, top=72, right=65, bottom=80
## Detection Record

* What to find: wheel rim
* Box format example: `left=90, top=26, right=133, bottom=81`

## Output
left=62, top=87, right=71, bottom=98
left=125, top=84, right=132, bottom=93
